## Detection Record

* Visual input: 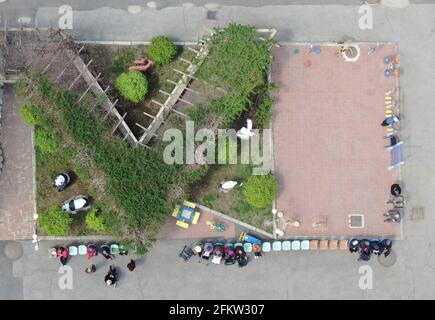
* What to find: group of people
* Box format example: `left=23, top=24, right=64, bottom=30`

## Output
left=349, top=239, right=392, bottom=262
left=186, top=243, right=249, bottom=267
left=55, top=245, right=136, bottom=288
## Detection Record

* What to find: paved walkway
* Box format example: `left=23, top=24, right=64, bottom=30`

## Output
left=0, top=85, right=34, bottom=240
left=272, top=44, right=400, bottom=238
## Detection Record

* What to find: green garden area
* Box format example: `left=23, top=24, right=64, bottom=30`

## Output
left=20, top=24, right=279, bottom=253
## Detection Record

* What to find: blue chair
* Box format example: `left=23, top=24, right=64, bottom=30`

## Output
left=272, top=241, right=282, bottom=251
left=262, top=242, right=271, bottom=252
left=243, top=243, right=252, bottom=253
left=301, top=240, right=310, bottom=250
left=291, top=240, right=301, bottom=251
left=282, top=241, right=291, bottom=251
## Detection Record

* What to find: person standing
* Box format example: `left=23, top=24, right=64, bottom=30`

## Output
left=104, top=265, right=117, bottom=287
left=85, top=264, right=96, bottom=274
left=127, top=260, right=136, bottom=272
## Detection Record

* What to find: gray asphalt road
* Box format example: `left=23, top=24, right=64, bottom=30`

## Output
left=1, top=2, right=435, bottom=299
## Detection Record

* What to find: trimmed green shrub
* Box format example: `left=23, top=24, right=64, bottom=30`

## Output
left=115, top=71, right=148, bottom=103
left=243, top=174, right=278, bottom=208
left=38, top=205, right=72, bottom=236
left=35, top=129, right=61, bottom=154
left=85, top=208, right=106, bottom=232
left=113, top=50, right=135, bottom=74
left=148, top=36, right=177, bottom=65
left=20, top=104, right=45, bottom=126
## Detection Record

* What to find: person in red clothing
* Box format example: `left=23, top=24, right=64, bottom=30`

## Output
left=86, top=245, right=98, bottom=260
left=57, top=246, right=69, bottom=266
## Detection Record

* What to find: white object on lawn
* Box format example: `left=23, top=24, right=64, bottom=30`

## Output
left=220, top=180, right=238, bottom=190
left=237, top=119, right=256, bottom=140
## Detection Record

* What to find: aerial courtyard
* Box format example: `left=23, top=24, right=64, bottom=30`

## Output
left=272, top=43, right=401, bottom=238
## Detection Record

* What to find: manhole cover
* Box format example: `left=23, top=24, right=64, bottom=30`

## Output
left=3, top=241, right=23, bottom=261
left=411, top=207, right=424, bottom=221
left=378, top=250, right=397, bottom=267
left=206, top=10, right=217, bottom=20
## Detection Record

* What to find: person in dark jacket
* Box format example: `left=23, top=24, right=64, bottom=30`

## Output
left=104, top=265, right=117, bottom=287
left=127, top=260, right=136, bottom=272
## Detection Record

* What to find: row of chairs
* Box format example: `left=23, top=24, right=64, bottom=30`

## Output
left=243, top=239, right=349, bottom=253
left=49, top=244, right=127, bottom=257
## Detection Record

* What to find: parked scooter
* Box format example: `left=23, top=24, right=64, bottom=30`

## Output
left=349, top=239, right=360, bottom=254
left=370, top=240, right=383, bottom=256
left=223, top=244, right=236, bottom=265
left=381, top=239, right=393, bottom=257
left=201, top=242, right=214, bottom=261
left=235, top=245, right=248, bottom=268
left=211, top=243, right=224, bottom=265
left=357, top=239, right=372, bottom=261
left=56, top=246, right=69, bottom=266
left=384, top=209, right=401, bottom=223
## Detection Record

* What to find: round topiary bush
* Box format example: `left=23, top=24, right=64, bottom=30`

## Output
left=38, top=205, right=72, bottom=236
left=243, top=174, right=278, bottom=208
left=148, top=36, right=177, bottom=65
left=85, top=208, right=106, bottom=232
left=35, top=129, right=61, bottom=154
left=20, top=104, right=45, bottom=126
left=115, top=71, right=148, bottom=103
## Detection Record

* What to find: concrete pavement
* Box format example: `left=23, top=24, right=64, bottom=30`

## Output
left=0, top=3, right=435, bottom=299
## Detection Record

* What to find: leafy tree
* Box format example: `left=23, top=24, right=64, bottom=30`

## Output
left=148, top=36, right=177, bottom=65
left=85, top=208, right=106, bottom=232
left=243, top=174, right=278, bottom=208
left=20, top=104, right=45, bottom=126
left=35, top=129, right=61, bottom=154
left=38, top=205, right=72, bottom=236
left=115, top=71, right=148, bottom=103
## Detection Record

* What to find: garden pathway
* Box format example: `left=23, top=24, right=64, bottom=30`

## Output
left=0, top=85, right=34, bottom=240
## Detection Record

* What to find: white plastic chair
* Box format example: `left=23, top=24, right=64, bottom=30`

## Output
left=291, top=240, right=301, bottom=251
left=282, top=241, right=291, bottom=251
left=301, top=240, right=310, bottom=250
left=272, top=241, right=282, bottom=251
left=68, top=246, right=78, bottom=256
left=243, top=243, right=252, bottom=253
left=234, top=242, right=243, bottom=248
left=262, top=242, right=271, bottom=252
left=78, top=245, right=87, bottom=255
left=110, top=244, right=120, bottom=255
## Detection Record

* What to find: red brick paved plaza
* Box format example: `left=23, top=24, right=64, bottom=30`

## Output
left=272, top=44, right=401, bottom=238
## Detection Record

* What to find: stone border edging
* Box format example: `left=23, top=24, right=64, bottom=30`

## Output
left=38, top=235, right=115, bottom=241
left=196, top=203, right=275, bottom=240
